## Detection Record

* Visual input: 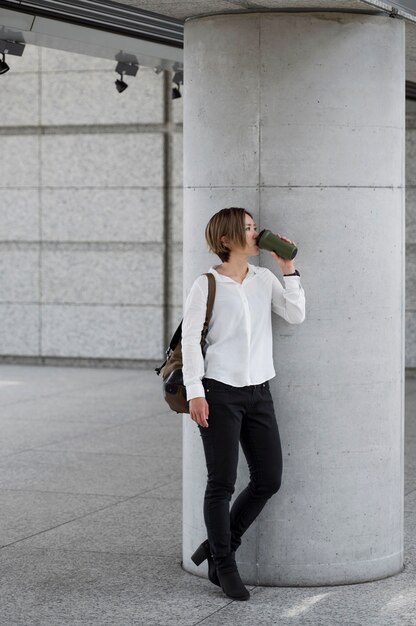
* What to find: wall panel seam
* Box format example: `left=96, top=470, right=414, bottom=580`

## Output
left=0, top=124, right=183, bottom=136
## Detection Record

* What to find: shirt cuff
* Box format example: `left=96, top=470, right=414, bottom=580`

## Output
left=283, top=269, right=300, bottom=277
left=283, top=275, right=301, bottom=283
left=186, top=382, right=206, bottom=401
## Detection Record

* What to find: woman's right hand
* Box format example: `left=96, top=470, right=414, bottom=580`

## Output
left=189, top=397, right=209, bottom=428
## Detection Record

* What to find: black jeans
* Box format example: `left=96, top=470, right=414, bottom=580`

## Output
left=198, top=377, right=283, bottom=572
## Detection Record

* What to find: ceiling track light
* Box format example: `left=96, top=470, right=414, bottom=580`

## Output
left=172, top=69, right=183, bottom=100
left=0, top=52, right=10, bottom=75
left=115, top=72, right=128, bottom=93
left=114, top=60, right=139, bottom=93
left=0, top=40, right=25, bottom=75
left=172, top=70, right=183, bottom=87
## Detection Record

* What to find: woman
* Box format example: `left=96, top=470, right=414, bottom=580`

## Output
left=182, top=207, right=305, bottom=601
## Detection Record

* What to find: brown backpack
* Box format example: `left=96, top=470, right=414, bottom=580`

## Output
left=155, top=273, right=216, bottom=414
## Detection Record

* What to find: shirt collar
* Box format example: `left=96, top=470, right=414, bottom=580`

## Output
left=209, top=263, right=259, bottom=283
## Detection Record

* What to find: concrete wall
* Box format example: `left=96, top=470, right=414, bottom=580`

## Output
left=0, top=44, right=183, bottom=365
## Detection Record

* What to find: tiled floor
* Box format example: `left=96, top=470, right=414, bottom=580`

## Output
left=0, top=364, right=414, bottom=625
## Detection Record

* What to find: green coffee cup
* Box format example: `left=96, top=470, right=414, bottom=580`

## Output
left=256, top=229, right=298, bottom=260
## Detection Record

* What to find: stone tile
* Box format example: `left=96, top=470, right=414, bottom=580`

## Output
left=0, top=73, right=39, bottom=126
left=405, top=472, right=416, bottom=496
left=142, top=478, right=181, bottom=500
left=1, top=369, right=167, bottom=424
left=41, top=134, right=163, bottom=188
left=41, top=244, right=163, bottom=305
left=404, top=510, right=416, bottom=549
left=41, top=67, right=164, bottom=125
left=41, top=188, right=163, bottom=242
left=3, top=393, right=167, bottom=426
left=0, top=304, right=39, bottom=355
left=405, top=453, right=416, bottom=478
left=406, top=416, right=416, bottom=436
left=173, top=131, right=183, bottom=187
left=40, top=412, right=182, bottom=458
left=41, top=303, right=163, bottom=360
left=0, top=449, right=180, bottom=496
left=406, top=312, right=416, bottom=369
left=168, top=305, right=183, bottom=339
left=1, top=390, right=166, bottom=428
left=405, top=489, right=416, bottom=513
left=405, top=395, right=416, bottom=441
left=197, top=571, right=416, bottom=626
left=405, top=462, right=415, bottom=484
left=171, top=186, right=183, bottom=243
left=0, top=546, right=229, bottom=626
left=0, top=244, right=39, bottom=302
left=406, top=375, right=416, bottom=391
left=40, top=47, right=114, bottom=71
left=406, top=128, right=416, bottom=186
left=0, top=363, right=142, bottom=405
left=0, top=190, right=40, bottom=241
left=405, top=187, right=416, bottom=244
left=0, top=417, right=106, bottom=459
left=17, top=496, right=182, bottom=556
left=171, top=241, right=183, bottom=307
left=407, top=246, right=416, bottom=309
left=405, top=435, right=416, bottom=456
left=0, top=490, right=122, bottom=546
left=0, top=136, right=39, bottom=187
left=0, top=363, right=414, bottom=624
left=44, top=407, right=182, bottom=450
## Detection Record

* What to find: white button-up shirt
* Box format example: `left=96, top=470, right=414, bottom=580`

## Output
left=182, top=263, right=306, bottom=401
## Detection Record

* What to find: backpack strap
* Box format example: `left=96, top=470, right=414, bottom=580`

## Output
left=205, top=272, right=216, bottom=321
left=201, top=272, right=216, bottom=341
left=168, top=323, right=182, bottom=353
left=155, top=272, right=216, bottom=375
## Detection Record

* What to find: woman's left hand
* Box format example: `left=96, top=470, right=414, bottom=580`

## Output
left=270, top=234, right=297, bottom=274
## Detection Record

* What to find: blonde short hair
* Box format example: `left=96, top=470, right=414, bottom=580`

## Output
left=205, top=207, right=254, bottom=263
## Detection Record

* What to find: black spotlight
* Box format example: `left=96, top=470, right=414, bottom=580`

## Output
left=172, top=69, right=183, bottom=99
left=0, top=53, right=10, bottom=75
left=115, top=73, right=128, bottom=93
left=114, top=60, right=138, bottom=93
left=173, top=70, right=183, bottom=86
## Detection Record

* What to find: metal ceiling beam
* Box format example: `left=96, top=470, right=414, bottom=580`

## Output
left=360, top=0, right=416, bottom=22
left=0, top=0, right=184, bottom=46
left=0, top=1, right=183, bottom=68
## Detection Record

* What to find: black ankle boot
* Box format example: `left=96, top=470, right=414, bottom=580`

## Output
left=216, top=567, right=250, bottom=601
left=190, top=540, right=220, bottom=587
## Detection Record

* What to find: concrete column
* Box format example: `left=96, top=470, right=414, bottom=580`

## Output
left=182, top=12, right=405, bottom=585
